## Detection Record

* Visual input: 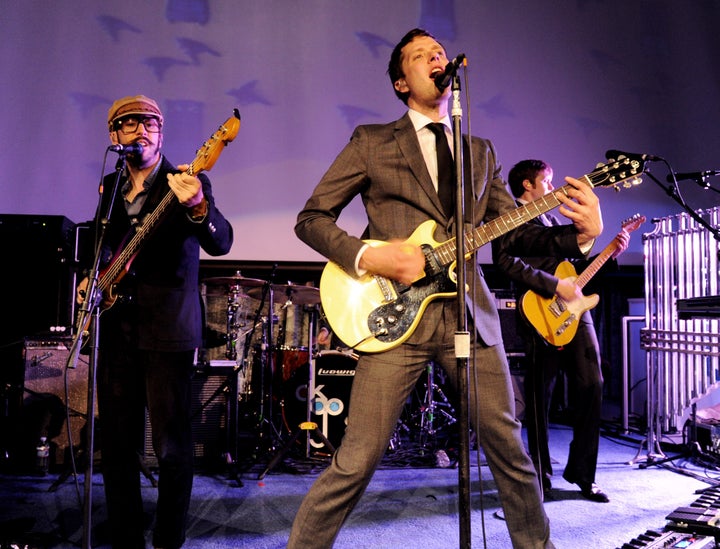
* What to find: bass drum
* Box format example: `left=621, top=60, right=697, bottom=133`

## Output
left=281, top=350, right=357, bottom=453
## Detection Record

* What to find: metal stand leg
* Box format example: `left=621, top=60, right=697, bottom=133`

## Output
left=415, top=361, right=456, bottom=448
left=629, top=352, right=666, bottom=465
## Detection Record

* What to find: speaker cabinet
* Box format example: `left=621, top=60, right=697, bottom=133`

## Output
left=23, top=337, right=94, bottom=466
left=493, top=290, right=526, bottom=355
left=144, top=366, right=231, bottom=470
left=0, top=215, right=77, bottom=342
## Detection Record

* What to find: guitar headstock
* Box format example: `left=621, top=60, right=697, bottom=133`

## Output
left=187, top=108, right=241, bottom=175
left=621, top=213, right=647, bottom=233
left=586, top=152, right=646, bottom=191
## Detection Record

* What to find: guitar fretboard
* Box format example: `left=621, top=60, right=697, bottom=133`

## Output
left=432, top=180, right=576, bottom=267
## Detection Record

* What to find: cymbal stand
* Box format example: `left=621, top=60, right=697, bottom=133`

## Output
left=244, top=277, right=284, bottom=464
left=413, top=362, right=457, bottom=449
left=195, top=277, right=274, bottom=483
left=301, top=304, right=317, bottom=457
left=258, top=304, right=329, bottom=479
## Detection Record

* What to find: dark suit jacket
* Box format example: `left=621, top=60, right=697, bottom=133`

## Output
left=95, top=156, right=233, bottom=352
left=492, top=208, right=616, bottom=300
left=295, top=112, right=586, bottom=347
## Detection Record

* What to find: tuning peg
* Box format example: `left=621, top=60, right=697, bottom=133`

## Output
left=622, top=177, right=643, bottom=188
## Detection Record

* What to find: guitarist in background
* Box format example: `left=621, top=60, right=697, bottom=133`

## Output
left=76, top=95, right=233, bottom=549
left=492, top=159, right=629, bottom=504
left=290, top=29, right=604, bottom=549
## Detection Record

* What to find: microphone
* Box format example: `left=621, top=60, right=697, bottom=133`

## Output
left=108, top=143, right=144, bottom=155
left=434, top=54, right=466, bottom=92
left=605, top=149, right=661, bottom=162
left=666, top=170, right=720, bottom=183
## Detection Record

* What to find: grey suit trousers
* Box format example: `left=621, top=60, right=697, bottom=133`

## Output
left=287, top=302, right=553, bottom=548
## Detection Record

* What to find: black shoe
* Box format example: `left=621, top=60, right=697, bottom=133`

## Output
left=542, top=476, right=552, bottom=493
left=563, top=472, right=609, bottom=503
left=578, top=482, right=609, bottom=503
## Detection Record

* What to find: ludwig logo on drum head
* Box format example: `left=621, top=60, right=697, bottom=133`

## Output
left=317, top=368, right=356, bottom=377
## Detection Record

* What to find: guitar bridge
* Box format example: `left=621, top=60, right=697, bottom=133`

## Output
left=555, top=314, right=576, bottom=336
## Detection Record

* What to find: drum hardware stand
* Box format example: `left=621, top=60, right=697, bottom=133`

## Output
left=257, top=303, right=324, bottom=479
left=229, top=271, right=297, bottom=478
left=257, top=421, right=334, bottom=480
left=391, top=362, right=457, bottom=457
left=413, top=361, right=457, bottom=449
left=222, top=277, right=280, bottom=483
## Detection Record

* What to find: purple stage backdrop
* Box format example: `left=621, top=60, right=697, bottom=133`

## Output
left=1, top=1, right=719, bottom=265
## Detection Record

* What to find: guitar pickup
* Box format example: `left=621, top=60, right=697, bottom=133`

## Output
left=422, top=244, right=443, bottom=277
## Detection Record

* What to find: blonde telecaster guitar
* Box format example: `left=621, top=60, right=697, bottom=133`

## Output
left=320, top=154, right=647, bottom=353
left=521, top=213, right=645, bottom=346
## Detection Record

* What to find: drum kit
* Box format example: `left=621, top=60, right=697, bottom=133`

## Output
left=198, top=273, right=356, bottom=463
left=197, top=272, right=461, bottom=473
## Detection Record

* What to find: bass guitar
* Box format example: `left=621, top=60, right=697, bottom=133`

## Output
left=521, top=213, right=645, bottom=347
left=84, top=109, right=240, bottom=319
left=319, top=153, right=646, bottom=353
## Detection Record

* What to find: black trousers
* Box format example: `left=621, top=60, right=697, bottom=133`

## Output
left=98, top=346, right=195, bottom=549
left=523, top=311, right=603, bottom=487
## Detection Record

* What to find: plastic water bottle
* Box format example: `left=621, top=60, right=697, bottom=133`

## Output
left=36, top=436, right=50, bottom=475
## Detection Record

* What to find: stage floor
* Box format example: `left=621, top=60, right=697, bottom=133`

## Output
left=2, top=417, right=720, bottom=549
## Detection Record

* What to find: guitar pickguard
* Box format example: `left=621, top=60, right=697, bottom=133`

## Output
left=367, top=270, right=456, bottom=343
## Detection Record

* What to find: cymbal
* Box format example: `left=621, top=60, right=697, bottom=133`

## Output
left=202, top=275, right=267, bottom=288
left=247, top=284, right=320, bottom=305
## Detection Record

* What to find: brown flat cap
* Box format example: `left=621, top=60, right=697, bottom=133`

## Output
left=108, top=95, right=163, bottom=129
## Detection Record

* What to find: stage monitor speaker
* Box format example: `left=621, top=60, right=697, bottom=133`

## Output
left=144, top=366, right=232, bottom=470
left=23, top=337, right=94, bottom=467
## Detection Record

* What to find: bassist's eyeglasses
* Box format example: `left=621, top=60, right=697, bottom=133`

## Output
left=114, top=116, right=162, bottom=133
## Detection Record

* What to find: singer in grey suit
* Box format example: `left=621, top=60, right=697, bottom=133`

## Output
left=289, top=29, right=603, bottom=549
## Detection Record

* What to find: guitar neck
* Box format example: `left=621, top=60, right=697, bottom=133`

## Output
left=573, top=214, right=644, bottom=289
left=98, top=188, right=176, bottom=291
left=574, top=240, right=618, bottom=290
left=432, top=177, right=586, bottom=267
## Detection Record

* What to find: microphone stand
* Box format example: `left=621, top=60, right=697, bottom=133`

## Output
left=650, top=168, right=720, bottom=242
left=69, top=152, right=128, bottom=549
left=448, top=71, right=472, bottom=548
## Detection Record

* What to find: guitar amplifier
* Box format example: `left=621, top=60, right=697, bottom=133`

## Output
left=493, top=289, right=526, bottom=356
left=144, top=366, right=232, bottom=470
left=23, top=337, right=95, bottom=467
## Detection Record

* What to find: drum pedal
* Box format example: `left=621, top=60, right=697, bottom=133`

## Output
left=257, top=421, right=336, bottom=480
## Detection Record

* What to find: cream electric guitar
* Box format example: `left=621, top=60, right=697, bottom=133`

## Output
left=320, top=154, right=646, bottom=353
left=521, top=213, right=645, bottom=347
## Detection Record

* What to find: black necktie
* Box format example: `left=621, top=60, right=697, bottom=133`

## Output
left=427, top=123, right=455, bottom=216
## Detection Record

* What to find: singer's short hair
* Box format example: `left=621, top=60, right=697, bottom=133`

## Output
left=388, top=28, right=445, bottom=105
